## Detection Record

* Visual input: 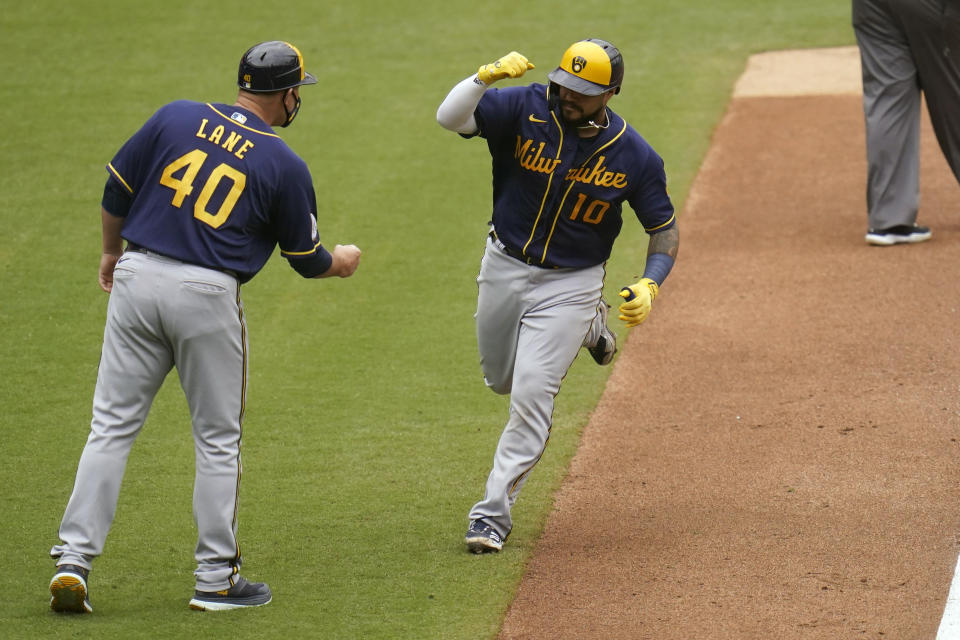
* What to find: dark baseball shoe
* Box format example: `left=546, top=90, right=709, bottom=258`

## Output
left=865, top=224, right=931, bottom=246
left=465, top=519, right=504, bottom=553
left=49, top=564, right=92, bottom=613
left=587, top=301, right=617, bottom=366
left=188, top=576, right=272, bottom=611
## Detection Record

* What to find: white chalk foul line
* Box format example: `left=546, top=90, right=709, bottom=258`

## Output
left=938, top=554, right=960, bottom=639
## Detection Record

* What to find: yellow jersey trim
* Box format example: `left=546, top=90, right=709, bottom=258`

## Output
left=645, top=212, right=676, bottom=233
left=522, top=94, right=564, bottom=260
left=106, top=163, right=134, bottom=193
left=280, top=239, right=323, bottom=257
left=206, top=104, right=281, bottom=138
left=540, top=117, right=627, bottom=262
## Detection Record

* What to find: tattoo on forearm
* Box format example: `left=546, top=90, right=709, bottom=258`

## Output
left=648, top=226, right=679, bottom=259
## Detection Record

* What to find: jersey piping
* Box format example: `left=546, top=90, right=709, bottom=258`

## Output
left=646, top=212, right=677, bottom=233
left=280, top=239, right=323, bottom=257
left=521, top=107, right=565, bottom=261
left=541, top=117, right=628, bottom=263
left=106, top=163, right=134, bottom=193
left=206, top=104, right=281, bottom=138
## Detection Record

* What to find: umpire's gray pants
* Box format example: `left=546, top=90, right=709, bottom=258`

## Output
left=51, top=250, right=248, bottom=591
left=853, top=0, right=960, bottom=229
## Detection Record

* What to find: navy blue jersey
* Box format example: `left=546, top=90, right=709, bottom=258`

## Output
left=472, top=83, right=675, bottom=268
left=105, top=100, right=332, bottom=283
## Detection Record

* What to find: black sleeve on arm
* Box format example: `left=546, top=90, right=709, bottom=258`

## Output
left=101, top=176, right=133, bottom=217
left=287, top=246, right=334, bottom=278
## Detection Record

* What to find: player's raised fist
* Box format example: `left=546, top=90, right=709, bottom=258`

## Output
left=477, top=52, right=535, bottom=85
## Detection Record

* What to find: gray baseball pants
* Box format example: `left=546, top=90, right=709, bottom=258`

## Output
left=853, top=0, right=960, bottom=229
left=50, top=250, right=248, bottom=591
left=468, top=234, right=605, bottom=539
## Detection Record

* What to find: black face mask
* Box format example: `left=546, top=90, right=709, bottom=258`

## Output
left=281, top=89, right=301, bottom=128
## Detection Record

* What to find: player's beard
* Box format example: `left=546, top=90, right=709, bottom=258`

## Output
left=559, top=101, right=606, bottom=129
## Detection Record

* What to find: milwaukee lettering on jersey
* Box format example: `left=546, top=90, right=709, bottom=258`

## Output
left=514, top=136, right=561, bottom=174
left=565, top=156, right=627, bottom=188
left=472, top=83, right=674, bottom=268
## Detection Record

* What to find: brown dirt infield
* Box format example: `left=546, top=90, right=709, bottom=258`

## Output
left=499, top=50, right=960, bottom=639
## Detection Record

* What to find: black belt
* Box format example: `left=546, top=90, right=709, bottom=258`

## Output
left=488, top=231, right=561, bottom=269
left=126, top=243, right=166, bottom=257
left=126, top=243, right=239, bottom=279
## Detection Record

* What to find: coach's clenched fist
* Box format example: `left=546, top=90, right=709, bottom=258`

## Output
left=319, top=244, right=361, bottom=278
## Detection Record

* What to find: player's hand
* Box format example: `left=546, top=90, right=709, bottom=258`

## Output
left=477, top=52, right=535, bottom=85
left=618, top=278, right=659, bottom=327
left=331, top=244, right=361, bottom=278
left=98, top=252, right=121, bottom=293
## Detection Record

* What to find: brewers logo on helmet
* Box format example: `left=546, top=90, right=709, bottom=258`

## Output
left=547, top=38, right=624, bottom=96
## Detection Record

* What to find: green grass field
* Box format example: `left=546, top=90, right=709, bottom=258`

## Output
left=1, top=1, right=853, bottom=637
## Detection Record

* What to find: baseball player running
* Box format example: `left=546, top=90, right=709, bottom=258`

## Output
left=436, top=39, right=679, bottom=553
left=48, top=41, right=361, bottom=612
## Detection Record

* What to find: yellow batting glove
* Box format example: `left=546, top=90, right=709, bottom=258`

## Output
left=477, top=52, right=535, bottom=85
left=618, top=278, right=659, bottom=328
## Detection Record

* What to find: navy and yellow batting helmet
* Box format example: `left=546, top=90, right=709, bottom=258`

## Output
left=547, top=39, right=624, bottom=96
left=237, top=41, right=317, bottom=93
